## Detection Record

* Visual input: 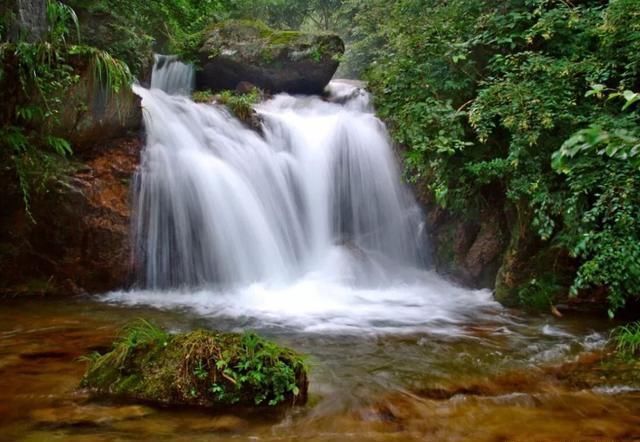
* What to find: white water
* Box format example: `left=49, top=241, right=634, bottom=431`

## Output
left=150, top=54, right=194, bottom=96
left=109, top=58, right=501, bottom=333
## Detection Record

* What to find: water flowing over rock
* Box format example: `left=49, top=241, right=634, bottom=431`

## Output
left=151, top=54, right=194, bottom=96
left=137, top=61, right=424, bottom=289
left=196, top=20, right=344, bottom=95
left=114, top=57, right=501, bottom=336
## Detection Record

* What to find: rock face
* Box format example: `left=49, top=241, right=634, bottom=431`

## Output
left=0, top=48, right=142, bottom=296
left=58, top=55, right=142, bottom=151
left=421, top=197, right=506, bottom=289
left=196, top=20, right=344, bottom=95
left=3, top=0, right=47, bottom=42
left=0, top=135, right=141, bottom=295
left=82, top=322, right=308, bottom=408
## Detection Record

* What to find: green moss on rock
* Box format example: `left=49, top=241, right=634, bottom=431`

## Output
left=81, top=320, right=308, bottom=408
left=195, top=19, right=344, bottom=95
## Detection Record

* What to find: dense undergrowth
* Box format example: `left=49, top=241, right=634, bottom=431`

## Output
left=612, top=321, right=640, bottom=359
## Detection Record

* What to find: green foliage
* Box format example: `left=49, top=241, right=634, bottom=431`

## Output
left=206, top=332, right=306, bottom=406
left=611, top=322, right=640, bottom=359
left=332, top=0, right=392, bottom=78
left=216, top=89, right=262, bottom=121
left=82, top=319, right=169, bottom=373
left=227, top=0, right=344, bottom=31
left=192, top=90, right=215, bottom=103
left=1, top=2, right=133, bottom=219
left=361, top=0, right=640, bottom=313
left=551, top=87, right=640, bottom=315
left=46, top=0, right=80, bottom=45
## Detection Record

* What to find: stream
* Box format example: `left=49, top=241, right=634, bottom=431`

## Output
left=1, top=296, right=639, bottom=441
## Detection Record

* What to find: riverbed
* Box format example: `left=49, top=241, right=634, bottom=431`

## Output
left=1, top=294, right=639, bottom=441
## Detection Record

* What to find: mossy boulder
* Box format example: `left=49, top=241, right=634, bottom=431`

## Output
left=81, top=321, right=308, bottom=408
left=196, top=20, right=344, bottom=95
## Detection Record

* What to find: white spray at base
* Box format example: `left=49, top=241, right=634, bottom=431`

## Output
left=105, top=58, right=500, bottom=333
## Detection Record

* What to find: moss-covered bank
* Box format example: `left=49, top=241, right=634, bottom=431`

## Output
left=81, top=321, right=308, bottom=408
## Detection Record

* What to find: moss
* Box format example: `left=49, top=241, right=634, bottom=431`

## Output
left=434, top=224, right=457, bottom=269
left=267, top=30, right=303, bottom=45
left=81, top=320, right=308, bottom=408
left=206, top=19, right=302, bottom=43
left=495, top=208, right=574, bottom=309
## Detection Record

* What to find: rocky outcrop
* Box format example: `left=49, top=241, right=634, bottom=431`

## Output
left=493, top=202, right=578, bottom=308
left=0, top=45, right=143, bottom=296
left=0, top=135, right=141, bottom=295
left=57, top=55, right=142, bottom=151
left=196, top=20, right=344, bottom=95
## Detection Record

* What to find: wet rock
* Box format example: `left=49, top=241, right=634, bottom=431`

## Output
left=81, top=322, right=308, bottom=409
left=235, top=81, right=259, bottom=94
left=0, top=135, right=141, bottom=295
left=55, top=70, right=141, bottom=152
left=494, top=204, right=577, bottom=307
left=3, top=0, right=47, bottom=42
left=32, top=404, right=154, bottom=427
left=196, top=20, right=344, bottom=95
left=426, top=205, right=505, bottom=289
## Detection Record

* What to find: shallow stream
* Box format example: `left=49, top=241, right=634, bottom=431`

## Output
left=1, top=294, right=639, bottom=441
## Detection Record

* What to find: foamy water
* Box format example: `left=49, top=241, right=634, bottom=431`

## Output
left=117, top=57, right=502, bottom=334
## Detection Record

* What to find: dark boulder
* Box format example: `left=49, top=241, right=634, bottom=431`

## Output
left=196, top=20, right=344, bottom=95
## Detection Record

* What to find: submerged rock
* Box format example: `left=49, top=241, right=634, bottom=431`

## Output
left=196, top=20, right=344, bottom=95
left=81, top=321, right=308, bottom=408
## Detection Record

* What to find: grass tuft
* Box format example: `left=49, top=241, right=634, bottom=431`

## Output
left=611, top=321, right=640, bottom=359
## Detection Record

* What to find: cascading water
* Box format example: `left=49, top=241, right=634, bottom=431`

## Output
left=108, top=57, right=499, bottom=333
left=150, top=54, right=195, bottom=96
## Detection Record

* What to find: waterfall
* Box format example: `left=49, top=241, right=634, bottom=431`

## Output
left=150, top=54, right=194, bottom=96
left=112, top=57, right=497, bottom=333
left=134, top=59, right=425, bottom=289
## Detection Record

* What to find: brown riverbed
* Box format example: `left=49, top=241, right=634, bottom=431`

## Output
left=0, top=295, right=639, bottom=441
